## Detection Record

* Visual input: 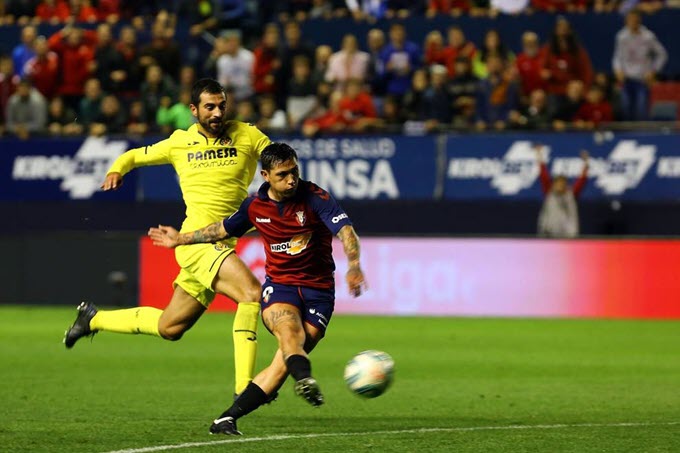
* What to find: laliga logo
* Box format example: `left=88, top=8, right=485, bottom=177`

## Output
left=12, top=137, right=128, bottom=199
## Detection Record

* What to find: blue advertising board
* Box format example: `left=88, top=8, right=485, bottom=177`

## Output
left=0, top=137, right=137, bottom=201
left=445, top=132, right=680, bottom=200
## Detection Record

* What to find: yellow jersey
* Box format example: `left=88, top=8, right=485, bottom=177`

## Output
left=108, top=122, right=271, bottom=232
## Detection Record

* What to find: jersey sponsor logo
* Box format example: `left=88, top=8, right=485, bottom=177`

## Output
left=256, top=217, right=271, bottom=223
left=295, top=211, right=306, bottom=226
left=447, top=140, right=658, bottom=196
left=270, top=232, right=312, bottom=256
left=332, top=213, right=348, bottom=224
left=187, top=148, right=238, bottom=162
left=11, top=136, right=128, bottom=199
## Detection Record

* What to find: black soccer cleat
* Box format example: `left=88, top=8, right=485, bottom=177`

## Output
left=209, top=416, right=242, bottom=435
left=63, top=301, right=99, bottom=348
left=294, top=377, right=324, bottom=407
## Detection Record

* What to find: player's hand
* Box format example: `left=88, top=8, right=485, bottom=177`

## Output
left=101, top=172, right=123, bottom=191
left=346, top=266, right=367, bottom=298
left=148, top=225, right=180, bottom=248
left=580, top=150, right=590, bottom=165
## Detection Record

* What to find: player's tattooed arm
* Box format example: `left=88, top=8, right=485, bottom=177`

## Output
left=337, top=225, right=367, bottom=297
left=148, top=221, right=229, bottom=249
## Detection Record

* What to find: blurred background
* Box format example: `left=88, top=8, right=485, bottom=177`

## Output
left=0, top=0, right=679, bottom=318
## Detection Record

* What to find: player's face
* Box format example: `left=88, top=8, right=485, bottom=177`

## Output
left=263, top=159, right=300, bottom=200
left=193, top=92, right=228, bottom=137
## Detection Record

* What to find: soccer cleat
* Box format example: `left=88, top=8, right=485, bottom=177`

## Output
left=209, top=416, right=242, bottom=435
left=294, top=377, right=324, bottom=407
left=63, top=301, right=99, bottom=348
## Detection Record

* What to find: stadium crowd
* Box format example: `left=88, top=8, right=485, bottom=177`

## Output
left=0, top=0, right=673, bottom=139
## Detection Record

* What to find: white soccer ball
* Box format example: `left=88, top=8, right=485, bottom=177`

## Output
left=344, top=350, right=394, bottom=398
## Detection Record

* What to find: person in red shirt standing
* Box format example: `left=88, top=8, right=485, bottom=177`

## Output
left=574, top=85, right=613, bottom=129
left=0, top=56, right=20, bottom=134
left=337, top=78, right=380, bottom=132
left=515, top=31, right=546, bottom=99
left=149, top=143, right=367, bottom=435
left=541, top=17, right=593, bottom=101
left=252, top=23, right=280, bottom=96
left=24, top=36, right=60, bottom=99
left=48, top=25, right=97, bottom=109
left=443, top=25, right=476, bottom=78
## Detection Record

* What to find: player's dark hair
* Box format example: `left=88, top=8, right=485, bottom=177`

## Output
left=190, top=78, right=226, bottom=106
left=261, top=143, right=298, bottom=171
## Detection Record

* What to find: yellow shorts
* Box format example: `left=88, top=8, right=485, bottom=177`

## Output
left=173, top=238, right=237, bottom=307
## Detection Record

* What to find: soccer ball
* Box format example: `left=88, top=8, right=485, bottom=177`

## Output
left=344, top=350, right=394, bottom=398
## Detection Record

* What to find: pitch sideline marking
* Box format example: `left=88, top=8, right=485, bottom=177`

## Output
left=102, top=421, right=680, bottom=453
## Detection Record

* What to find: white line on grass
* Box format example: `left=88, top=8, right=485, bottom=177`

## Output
left=102, top=421, right=680, bottom=453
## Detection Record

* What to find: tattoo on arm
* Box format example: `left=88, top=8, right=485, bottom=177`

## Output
left=337, top=225, right=361, bottom=269
left=177, top=221, right=228, bottom=245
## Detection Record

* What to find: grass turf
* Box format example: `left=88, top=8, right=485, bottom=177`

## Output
left=0, top=306, right=679, bottom=453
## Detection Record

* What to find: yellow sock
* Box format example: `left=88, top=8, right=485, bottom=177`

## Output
left=89, top=307, right=162, bottom=337
left=233, top=302, right=259, bottom=394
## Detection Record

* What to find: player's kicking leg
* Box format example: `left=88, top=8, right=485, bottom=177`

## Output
left=210, top=306, right=325, bottom=435
left=64, top=285, right=205, bottom=347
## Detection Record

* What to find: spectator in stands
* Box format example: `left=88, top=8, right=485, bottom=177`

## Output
left=97, top=0, right=120, bottom=22
left=541, top=17, right=593, bottom=103
left=423, top=30, right=446, bottom=67
left=426, top=0, right=470, bottom=17
left=78, top=77, right=102, bottom=126
left=385, top=0, right=426, bottom=18
left=443, top=26, right=476, bottom=78
left=535, top=146, right=589, bottom=239
left=366, top=28, right=386, bottom=96
left=235, top=99, right=258, bottom=123
left=156, top=87, right=194, bottom=133
left=515, top=31, right=546, bottom=99
left=89, top=94, right=127, bottom=136
left=6, top=79, right=47, bottom=139
left=253, top=23, right=281, bottom=96
left=449, top=56, right=478, bottom=127
left=470, top=0, right=492, bottom=17
left=48, top=25, right=97, bottom=109
left=287, top=55, right=317, bottom=128
left=34, top=0, right=70, bottom=24
left=531, top=0, right=587, bottom=12
left=5, top=0, right=38, bottom=24
left=551, top=79, right=585, bottom=130
left=176, top=0, right=219, bottom=68
left=0, top=56, right=20, bottom=134
left=12, top=25, right=37, bottom=78
left=23, top=36, right=59, bottom=99
left=126, top=99, right=148, bottom=135
left=178, top=65, right=196, bottom=93
left=380, top=23, right=420, bottom=99
left=116, top=25, right=141, bottom=96
left=302, top=90, right=348, bottom=136
left=509, top=88, right=551, bottom=129
left=402, top=68, right=429, bottom=121
left=325, top=34, right=370, bottom=92
left=338, top=77, right=379, bottom=132
left=593, top=71, right=621, bottom=119
left=67, top=0, right=98, bottom=22
left=277, top=0, right=315, bottom=21
left=47, top=95, right=82, bottom=135
left=216, top=30, right=254, bottom=102
left=473, top=29, right=513, bottom=79
left=277, top=21, right=315, bottom=100
left=139, top=64, right=176, bottom=127
left=139, top=18, right=181, bottom=80
left=93, top=23, right=127, bottom=94
left=381, top=95, right=404, bottom=128
left=346, top=0, right=388, bottom=21
left=311, top=44, right=332, bottom=88
left=256, top=94, right=287, bottom=131
left=422, top=64, right=452, bottom=130
left=475, top=55, right=519, bottom=130
left=574, top=85, right=613, bottom=129
left=594, top=0, right=619, bottom=12
left=612, top=9, right=667, bottom=121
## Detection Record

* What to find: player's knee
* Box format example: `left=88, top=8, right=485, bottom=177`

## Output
left=241, top=283, right=262, bottom=304
left=158, top=323, right=185, bottom=341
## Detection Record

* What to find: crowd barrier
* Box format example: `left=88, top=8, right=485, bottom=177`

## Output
left=2, top=132, right=679, bottom=202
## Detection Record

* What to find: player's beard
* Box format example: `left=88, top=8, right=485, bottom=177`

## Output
left=199, top=115, right=226, bottom=137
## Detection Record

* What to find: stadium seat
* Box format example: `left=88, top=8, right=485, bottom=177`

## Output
left=649, top=101, right=678, bottom=121
left=650, top=82, right=680, bottom=119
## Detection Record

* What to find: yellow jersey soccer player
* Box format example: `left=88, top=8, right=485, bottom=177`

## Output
left=64, top=78, right=270, bottom=395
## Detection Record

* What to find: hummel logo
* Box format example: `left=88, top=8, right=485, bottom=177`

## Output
left=309, top=308, right=316, bottom=314
left=256, top=217, right=271, bottom=223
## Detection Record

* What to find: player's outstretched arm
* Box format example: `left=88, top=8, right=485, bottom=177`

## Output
left=101, top=172, right=123, bottom=190
left=148, top=221, right=230, bottom=249
left=337, top=225, right=367, bottom=297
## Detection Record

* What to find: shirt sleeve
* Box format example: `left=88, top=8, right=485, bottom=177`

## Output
left=308, top=184, right=352, bottom=235
left=247, top=123, right=272, bottom=157
left=539, top=161, right=552, bottom=195
left=107, top=136, right=173, bottom=176
left=222, top=197, right=255, bottom=237
left=572, top=165, right=588, bottom=198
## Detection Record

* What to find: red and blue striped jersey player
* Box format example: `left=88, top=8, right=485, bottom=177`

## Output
left=148, top=142, right=367, bottom=435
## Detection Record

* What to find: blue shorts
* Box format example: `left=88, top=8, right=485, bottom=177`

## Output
left=260, top=278, right=335, bottom=335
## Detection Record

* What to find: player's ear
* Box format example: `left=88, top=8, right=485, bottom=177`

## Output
left=260, top=169, right=269, bottom=181
left=190, top=103, right=198, bottom=118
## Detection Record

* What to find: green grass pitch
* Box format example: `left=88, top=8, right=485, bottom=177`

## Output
left=1, top=306, right=679, bottom=453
